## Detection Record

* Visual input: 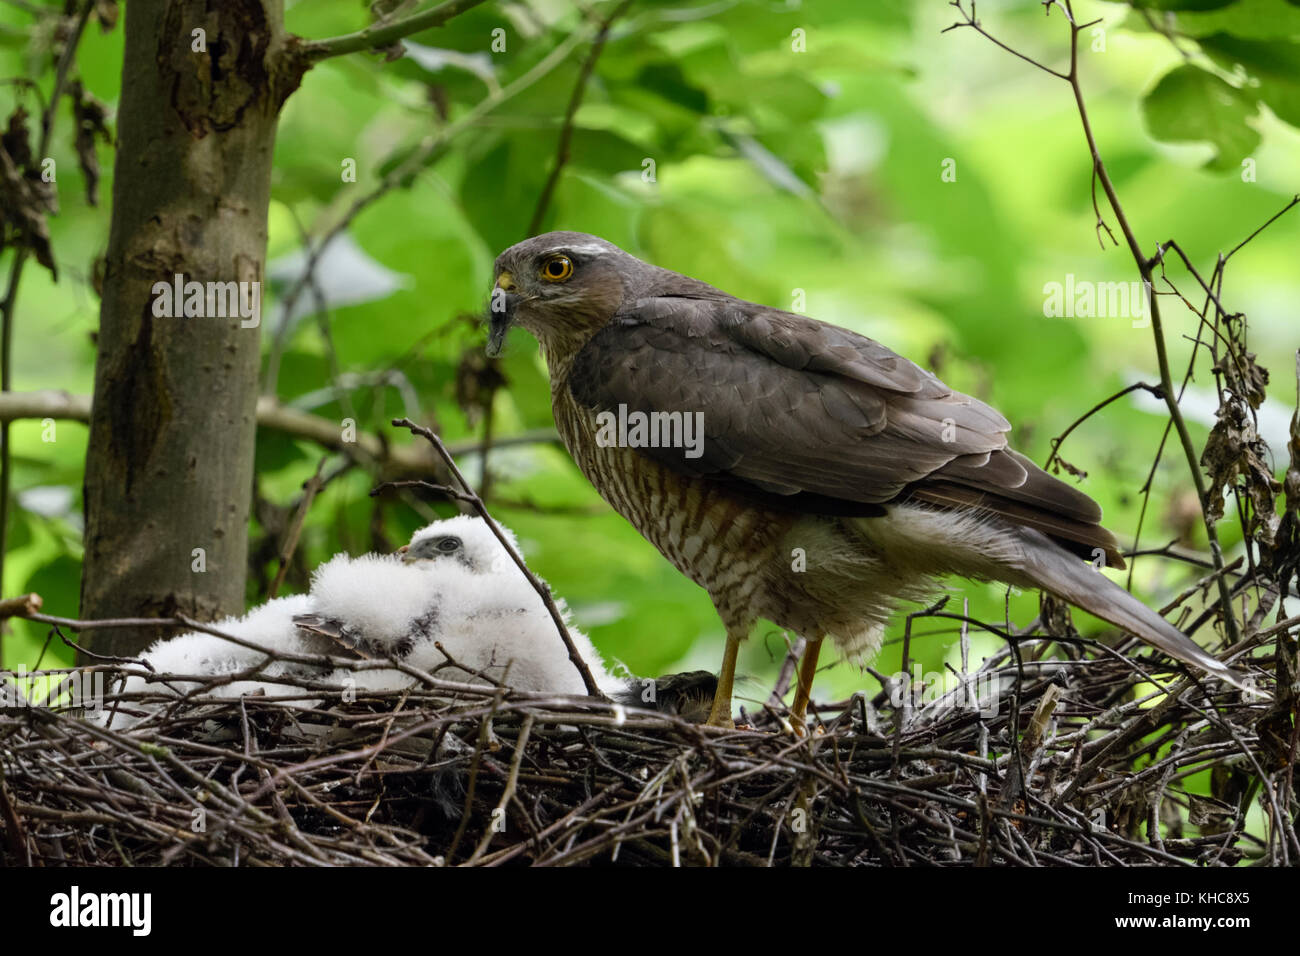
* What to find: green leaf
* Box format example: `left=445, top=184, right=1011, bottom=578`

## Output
left=459, top=135, right=548, bottom=251
left=1198, top=33, right=1300, bottom=126
left=636, top=61, right=710, bottom=113
left=1137, top=0, right=1300, bottom=39
left=254, top=428, right=313, bottom=475
left=564, top=128, right=650, bottom=176
left=1141, top=64, right=1260, bottom=169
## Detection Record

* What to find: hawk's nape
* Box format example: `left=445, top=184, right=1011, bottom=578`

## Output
left=488, top=231, right=1251, bottom=729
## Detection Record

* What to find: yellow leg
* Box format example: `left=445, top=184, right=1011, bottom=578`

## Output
left=789, top=636, right=824, bottom=736
left=706, top=630, right=742, bottom=728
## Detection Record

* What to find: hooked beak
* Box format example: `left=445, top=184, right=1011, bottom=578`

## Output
left=486, top=271, right=515, bottom=358
left=397, top=544, right=416, bottom=564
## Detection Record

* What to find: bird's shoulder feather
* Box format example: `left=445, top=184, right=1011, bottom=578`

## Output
left=568, top=294, right=1006, bottom=499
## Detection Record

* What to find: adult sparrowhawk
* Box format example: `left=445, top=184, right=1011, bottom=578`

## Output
left=486, top=231, right=1246, bottom=729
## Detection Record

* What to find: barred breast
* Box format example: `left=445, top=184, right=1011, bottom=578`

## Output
left=548, top=379, right=904, bottom=659
left=550, top=385, right=793, bottom=618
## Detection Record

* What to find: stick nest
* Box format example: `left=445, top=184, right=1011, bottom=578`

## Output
left=1, top=634, right=1292, bottom=867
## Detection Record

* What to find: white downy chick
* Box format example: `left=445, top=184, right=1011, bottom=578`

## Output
left=98, top=517, right=718, bottom=730
left=301, top=515, right=623, bottom=697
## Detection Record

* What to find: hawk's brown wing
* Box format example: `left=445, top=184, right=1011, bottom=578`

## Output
left=567, top=295, right=1124, bottom=567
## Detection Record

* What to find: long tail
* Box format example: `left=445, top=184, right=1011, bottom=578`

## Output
left=1011, top=529, right=1253, bottom=692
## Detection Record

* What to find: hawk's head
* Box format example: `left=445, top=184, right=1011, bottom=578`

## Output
left=486, top=231, right=646, bottom=358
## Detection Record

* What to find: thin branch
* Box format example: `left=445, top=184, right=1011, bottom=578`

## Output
left=1043, top=381, right=1163, bottom=473
left=268, top=457, right=327, bottom=598
left=296, top=0, right=493, bottom=64
left=1126, top=271, right=1229, bottom=591
left=264, top=22, right=594, bottom=396
left=380, top=417, right=606, bottom=697
left=1225, top=194, right=1300, bottom=263
left=943, top=1, right=1069, bottom=80
left=0, top=0, right=93, bottom=604
left=1068, top=1, right=1239, bottom=645
left=526, top=0, right=633, bottom=235
left=466, top=712, right=534, bottom=864
left=0, top=389, right=561, bottom=476
left=950, top=0, right=1242, bottom=646
left=1089, top=161, right=1117, bottom=249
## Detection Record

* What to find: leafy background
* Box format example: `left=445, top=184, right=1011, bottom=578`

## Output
left=2, top=0, right=1298, bottom=734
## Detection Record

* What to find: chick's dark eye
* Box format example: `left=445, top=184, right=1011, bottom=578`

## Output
left=436, top=536, right=462, bottom=553
left=540, top=255, right=573, bottom=282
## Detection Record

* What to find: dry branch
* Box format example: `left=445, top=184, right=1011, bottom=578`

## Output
left=0, top=389, right=559, bottom=478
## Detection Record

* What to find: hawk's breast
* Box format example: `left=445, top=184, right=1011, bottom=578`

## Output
left=551, top=384, right=791, bottom=606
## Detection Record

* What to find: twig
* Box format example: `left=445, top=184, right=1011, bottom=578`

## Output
left=268, top=457, right=327, bottom=597
left=466, top=712, right=534, bottom=864
left=0, top=592, right=41, bottom=620
left=0, top=0, right=94, bottom=606
left=264, top=23, right=594, bottom=396
left=1044, top=381, right=1163, bottom=473
left=0, top=389, right=562, bottom=476
left=295, top=0, right=492, bottom=63
left=942, top=1, right=1068, bottom=79
left=948, top=0, right=1241, bottom=647
left=381, top=417, right=605, bottom=697
left=526, top=0, right=633, bottom=234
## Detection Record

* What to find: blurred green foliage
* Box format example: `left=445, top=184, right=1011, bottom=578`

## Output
left=1, top=0, right=1297, bottom=738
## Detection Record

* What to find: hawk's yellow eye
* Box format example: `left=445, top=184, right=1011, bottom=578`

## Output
left=540, top=255, right=573, bottom=282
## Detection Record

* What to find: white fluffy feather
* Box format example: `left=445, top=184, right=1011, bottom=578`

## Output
left=101, top=594, right=316, bottom=728
left=102, top=518, right=620, bottom=729
left=309, top=553, right=435, bottom=645
left=315, top=518, right=618, bottom=695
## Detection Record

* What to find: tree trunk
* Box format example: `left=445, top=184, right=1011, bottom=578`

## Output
left=80, top=1, right=301, bottom=656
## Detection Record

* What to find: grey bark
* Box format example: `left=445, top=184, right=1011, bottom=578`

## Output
left=80, top=1, right=302, bottom=656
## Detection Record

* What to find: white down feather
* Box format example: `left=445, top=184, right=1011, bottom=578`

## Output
left=100, top=517, right=620, bottom=729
